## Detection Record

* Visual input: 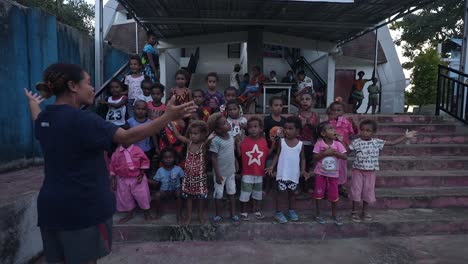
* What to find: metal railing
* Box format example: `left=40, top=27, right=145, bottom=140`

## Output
left=187, top=47, right=200, bottom=75
left=436, top=64, right=468, bottom=124
left=284, top=48, right=327, bottom=108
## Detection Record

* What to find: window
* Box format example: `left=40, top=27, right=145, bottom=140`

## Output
left=228, top=43, right=241, bottom=58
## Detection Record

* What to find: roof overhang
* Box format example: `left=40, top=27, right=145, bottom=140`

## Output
left=118, top=0, right=434, bottom=44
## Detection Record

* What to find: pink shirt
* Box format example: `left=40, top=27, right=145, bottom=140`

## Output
left=109, top=145, right=150, bottom=177
left=313, top=139, right=346, bottom=178
left=329, top=116, right=357, bottom=145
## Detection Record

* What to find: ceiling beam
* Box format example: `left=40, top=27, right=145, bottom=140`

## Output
left=139, top=17, right=370, bottom=29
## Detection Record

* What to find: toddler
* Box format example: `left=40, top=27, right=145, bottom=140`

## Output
left=313, top=121, right=348, bottom=226
left=147, top=83, right=166, bottom=120
left=204, top=72, right=224, bottom=109
left=348, top=120, right=417, bottom=222
left=151, top=148, right=185, bottom=221
left=137, top=79, right=153, bottom=103
left=127, top=100, right=153, bottom=160
left=267, top=116, right=307, bottom=224
left=105, top=79, right=127, bottom=127
left=124, top=55, right=145, bottom=117
left=208, top=113, right=239, bottom=224
left=220, top=86, right=243, bottom=116
left=109, top=143, right=151, bottom=224
left=238, top=116, right=269, bottom=221
left=226, top=100, right=247, bottom=139
left=192, top=89, right=211, bottom=121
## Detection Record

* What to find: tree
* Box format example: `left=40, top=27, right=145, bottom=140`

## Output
left=390, top=0, right=464, bottom=69
left=406, top=49, right=441, bottom=109
left=17, top=0, right=94, bottom=35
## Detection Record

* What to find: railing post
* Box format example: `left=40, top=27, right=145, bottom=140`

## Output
left=94, top=0, right=103, bottom=88
left=436, top=65, right=441, bottom=116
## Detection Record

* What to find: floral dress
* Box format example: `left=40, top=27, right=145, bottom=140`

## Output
left=172, top=88, right=190, bottom=105
left=182, top=142, right=208, bottom=199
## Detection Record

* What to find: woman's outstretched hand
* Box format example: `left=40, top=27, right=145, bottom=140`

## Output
left=24, top=88, right=44, bottom=121
left=164, top=96, right=197, bottom=121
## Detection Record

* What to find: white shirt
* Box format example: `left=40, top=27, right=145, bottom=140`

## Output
left=349, top=138, right=386, bottom=170
left=124, top=75, right=145, bottom=100
left=136, top=94, right=153, bottom=103
left=276, top=139, right=303, bottom=183
left=227, top=116, right=247, bottom=138
left=297, top=76, right=314, bottom=93
left=230, top=72, right=240, bottom=90
left=106, top=96, right=127, bottom=126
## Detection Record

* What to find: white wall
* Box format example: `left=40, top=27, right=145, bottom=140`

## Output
left=197, top=44, right=240, bottom=74
left=264, top=57, right=291, bottom=79
left=335, top=56, right=374, bottom=113
left=159, top=48, right=181, bottom=94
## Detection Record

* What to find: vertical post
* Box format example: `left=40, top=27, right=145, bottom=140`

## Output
left=94, top=0, right=103, bottom=88
left=373, top=28, right=381, bottom=113
left=436, top=65, right=441, bottom=116
left=135, top=22, right=139, bottom=54
left=460, top=0, right=468, bottom=119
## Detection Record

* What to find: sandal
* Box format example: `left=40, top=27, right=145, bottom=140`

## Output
left=351, top=211, right=361, bottom=223
left=254, top=211, right=265, bottom=220
left=334, top=216, right=344, bottom=226
left=231, top=215, right=241, bottom=225
left=211, top=215, right=223, bottom=225
left=362, top=212, right=373, bottom=222
left=315, top=216, right=325, bottom=224
left=240, top=213, right=251, bottom=221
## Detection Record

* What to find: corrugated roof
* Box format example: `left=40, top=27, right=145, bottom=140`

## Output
left=118, top=0, right=433, bottom=42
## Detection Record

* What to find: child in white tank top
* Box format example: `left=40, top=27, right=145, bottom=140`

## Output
left=267, top=116, right=309, bottom=224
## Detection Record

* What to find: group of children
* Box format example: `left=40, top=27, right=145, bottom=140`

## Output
left=104, top=55, right=415, bottom=226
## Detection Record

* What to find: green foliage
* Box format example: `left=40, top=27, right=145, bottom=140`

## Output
left=390, top=0, right=464, bottom=69
left=406, top=49, right=440, bottom=107
left=17, top=0, right=94, bottom=35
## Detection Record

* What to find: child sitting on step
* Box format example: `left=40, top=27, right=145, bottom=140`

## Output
left=313, top=121, right=348, bottom=226
left=266, top=116, right=308, bottom=224
left=347, top=119, right=417, bottom=222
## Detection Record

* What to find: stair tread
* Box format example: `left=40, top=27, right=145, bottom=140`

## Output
left=114, top=208, right=468, bottom=227
left=376, top=170, right=468, bottom=177
left=350, top=156, right=468, bottom=160
left=376, top=186, right=468, bottom=197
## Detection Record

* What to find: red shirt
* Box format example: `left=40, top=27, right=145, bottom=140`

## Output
left=147, top=102, right=166, bottom=120
left=240, top=137, right=269, bottom=176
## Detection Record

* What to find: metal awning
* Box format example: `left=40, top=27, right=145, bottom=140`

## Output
left=117, top=0, right=434, bottom=44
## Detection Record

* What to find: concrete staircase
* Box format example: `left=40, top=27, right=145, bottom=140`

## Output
left=113, top=114, right=468, bottom=242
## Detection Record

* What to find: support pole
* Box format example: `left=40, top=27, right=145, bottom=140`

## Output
left=135, top=22, right=139, bottom=54
left=94, top=0, right=103, bottom=88
left=372, top=28, right=381, bottom=113
left=459, top=0, right=468, bottom=119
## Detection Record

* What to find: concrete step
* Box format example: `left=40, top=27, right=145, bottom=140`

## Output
left=349, top=156, right=468, bottom=171
left=374, top=123, right=457, bottom=133
left=377, top=133, right=468, bottom=144
left=379, top=144, right=468, bottom=156
left=343, top=114, right=454, bottom=124
left=374, top=170, right=468, bottom=188
left=112, top=208, right=468, bottom=242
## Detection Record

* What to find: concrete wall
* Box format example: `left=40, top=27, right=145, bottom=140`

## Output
left=0, top=0, right=129, bottom=165
left=196, top=43, right=240, bottom=74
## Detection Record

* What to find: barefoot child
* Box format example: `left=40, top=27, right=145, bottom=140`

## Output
left=313, top=121, right=348, bottom=226
left=267, top=116, right=308, bottom=223
left=348, top=120, right=417, bottom=222
left=151, top=148, right=185, bottom=221
left=327, top=101, right=358, bottom=197
left=173, top=121, right=214, bottom=225
left=238, top=116, right=269, bottom=221
left=109, top=143, right=152, bottom=224
left=208, top=113, right=240, bottom=224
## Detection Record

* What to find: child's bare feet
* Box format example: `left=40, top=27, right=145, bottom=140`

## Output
left=144, top=210, right=154, bottom=221
left=118, top=211, right=135, bottom=224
